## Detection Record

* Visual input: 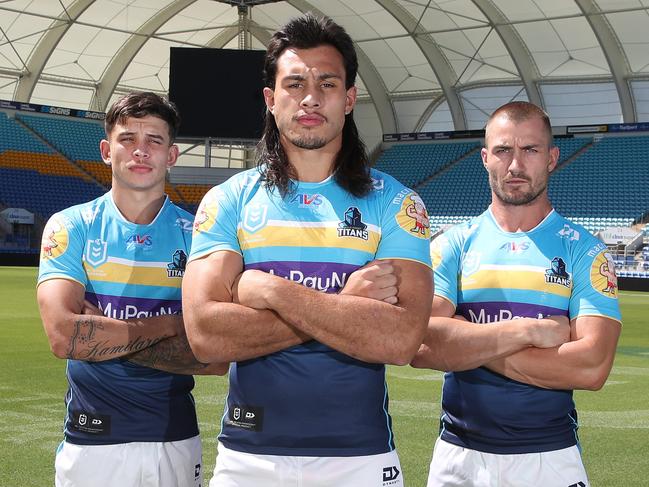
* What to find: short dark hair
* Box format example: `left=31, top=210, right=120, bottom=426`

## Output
left=256, top=13, right=372, bottom=198
left=104, top=92, right=181, bottom=142
left=485, top=101, right=553, bottom=148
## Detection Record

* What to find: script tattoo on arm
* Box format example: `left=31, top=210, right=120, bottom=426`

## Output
left=67, top=316, right=169, bottom=361
left=126, top=334, right=210, bottom=375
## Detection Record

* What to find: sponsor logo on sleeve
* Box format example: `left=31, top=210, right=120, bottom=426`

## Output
left=394, top=191, right=430, bottom=239
left=40, top=217, right=69, bottom=260
left=193, top=188, right=222, bottom=235
left=430, top=234, right=447, bottom=269
left=591, top=251, right=618, bottom=297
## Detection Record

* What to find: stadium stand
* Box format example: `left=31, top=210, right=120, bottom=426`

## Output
left=374, top=141, right=479, bottom=189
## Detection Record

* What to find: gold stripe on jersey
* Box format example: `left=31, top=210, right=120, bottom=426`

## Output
left=238, top=225, right=380, bottom=253
left=461, top=268, right=572, bottom=298
left=83, top=261, right=181, bottom=288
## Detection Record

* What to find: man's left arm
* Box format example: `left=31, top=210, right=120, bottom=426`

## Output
left=235, top=259, right=433, bottom=366
left=486, top=315, right=621, bottom=390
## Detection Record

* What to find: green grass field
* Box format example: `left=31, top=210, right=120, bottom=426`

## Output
left=1, top=266, right=647, bottom=486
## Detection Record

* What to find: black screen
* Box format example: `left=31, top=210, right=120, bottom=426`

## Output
left=169, top=47, right=266, bottom=140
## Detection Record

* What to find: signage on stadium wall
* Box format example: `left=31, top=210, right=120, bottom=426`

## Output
left=608, top=122, right=649, bottom=133
left=383, top=128, right=484, bottom=142
left=0, top=98, right=104, bottom=120
left=0, top=208, right=34, bottom=225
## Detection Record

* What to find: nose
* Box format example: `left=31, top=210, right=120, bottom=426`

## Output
left=300, top=86, right=321, bottom=109
left=132, top=146, right=149, bottom=160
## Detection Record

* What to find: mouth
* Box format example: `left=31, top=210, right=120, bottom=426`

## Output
left=129, top=165, right=153, bottom=174
left=296, top=114, right=325, bottom=126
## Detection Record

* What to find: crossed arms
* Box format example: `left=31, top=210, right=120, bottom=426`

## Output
left=37, top=278, right=228, bottom=375
left=182, top=251, right=433, bottom=366
left=411, top=295, right=621, bottom=390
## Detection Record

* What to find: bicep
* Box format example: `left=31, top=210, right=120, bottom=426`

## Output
left=37, top=278, right=85, bottom=337
left=392, top=259, right=433, bottom=319
left=571, top=315, right=621, bottom=357
left=183, top=250, right=243, bottom=307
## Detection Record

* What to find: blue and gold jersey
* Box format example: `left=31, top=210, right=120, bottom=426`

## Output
left=38, top=192, right=197, bottom=445
left=190, top=167, right=432, bottom=456
left=431, top=208, right=621, bottom=454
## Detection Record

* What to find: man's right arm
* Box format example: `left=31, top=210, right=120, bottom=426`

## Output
left=182, top=250, right=310, bottom=364
left=37, top=278, right=184, bottom=361
left=410, top=295, right=571, bottom=371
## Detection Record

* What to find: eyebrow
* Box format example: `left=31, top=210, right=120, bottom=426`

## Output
left=283, top=73, right=343, bottom=82
left=117, top=130, right=165, bottom=142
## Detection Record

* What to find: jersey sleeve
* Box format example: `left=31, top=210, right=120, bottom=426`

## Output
left=37, top=211, right=87, bottom=287
left=569, top=238, right=622, bottom=322
left=189, top=183, right=241, bottom=262
left=430, top=228, right=462, bottom=307
left=374, top=184, right=432, bottom=267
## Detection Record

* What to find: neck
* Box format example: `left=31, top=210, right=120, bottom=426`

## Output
left=111, top=185, right=166, bottom=224
left=490, top=195, right=553, bottom=232
left=281, top=136, right=340, bottom=183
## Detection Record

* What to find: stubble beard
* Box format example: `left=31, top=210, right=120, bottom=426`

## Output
left=289, top=133, right=328, bottom=150
left=490, top=172, right=547, bottom=206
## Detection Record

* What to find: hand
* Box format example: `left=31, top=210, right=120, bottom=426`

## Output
left=340, top=260, right=398, bottom=304
left=233, top=269, right=276, bottom=309
left=527, top=315, right=571, bottom=348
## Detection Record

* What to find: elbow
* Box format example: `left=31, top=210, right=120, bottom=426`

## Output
left=579, top=367, right=611, bottom=391
left=48, top=336, right=70, bottom=359
left=387, top=325, right=427, bottom=366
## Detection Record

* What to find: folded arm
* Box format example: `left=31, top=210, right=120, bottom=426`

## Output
left=235, top=259, right=433, bottom=365
left=38, top=278, right=183, bottom=362
left=485, top=315, right=621, bottom=390
left=182, top=251, right=311, bottom=364
left=411, top=296, right=571, bottom=371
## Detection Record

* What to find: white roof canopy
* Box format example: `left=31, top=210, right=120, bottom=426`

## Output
left=2, top=0, right=649, bottom=142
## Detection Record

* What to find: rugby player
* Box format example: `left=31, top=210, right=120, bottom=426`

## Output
left=183, top=14, right=433, bottom=487
left=411, top=101, right=622, bottom=487
left=37, top=92, right=227, bottom=487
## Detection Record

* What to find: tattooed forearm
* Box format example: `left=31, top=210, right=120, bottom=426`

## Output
left=127, top=334, right=212, bottom=374
left=67, top=317, right=170, bottom=361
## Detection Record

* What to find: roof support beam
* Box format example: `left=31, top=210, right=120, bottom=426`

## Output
left=376, top=0, right=467, bottom=131
left=472, top=0, right=543, bottom=108
left=91, top=0, right=198, bottom=111
left=14, top=0, right=95, bottom=102
left=575, top=0, right=635, bottom=122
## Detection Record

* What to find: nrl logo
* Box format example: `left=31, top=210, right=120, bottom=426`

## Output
left=85, top=238, right=108, bottom=268
left=242, top=204, right=268, bottom=233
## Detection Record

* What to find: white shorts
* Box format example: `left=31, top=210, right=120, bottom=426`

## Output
left=427, top=437, right=589, bottom=487
left=55, top=435, right=203, bottom=487
left=209, top=443, right=404, bottom=487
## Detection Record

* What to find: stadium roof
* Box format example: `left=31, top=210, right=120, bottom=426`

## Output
left=2, top=0, right=649, bottom=148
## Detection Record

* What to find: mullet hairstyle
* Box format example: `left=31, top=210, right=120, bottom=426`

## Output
left=484, top=101, right=554, bottom=149
left=104, top=91, right=181, bottom=143
left=256, top=13, right=373, bottom=198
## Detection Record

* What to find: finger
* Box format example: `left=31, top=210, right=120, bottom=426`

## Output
left=383, top=295, right=398, bottom=305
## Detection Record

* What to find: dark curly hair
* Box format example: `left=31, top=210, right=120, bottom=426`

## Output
left=256, top=13, right=372, bottom=198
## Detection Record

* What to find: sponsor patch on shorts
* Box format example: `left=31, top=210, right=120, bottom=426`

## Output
left=70, top=410, right=111, bottom=435
left=226, top=404, right=264, bottom=432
